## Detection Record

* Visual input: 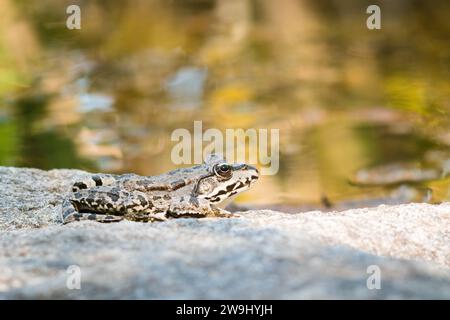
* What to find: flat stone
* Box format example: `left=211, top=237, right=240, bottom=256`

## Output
left=0, top=166, right=449, bottom=299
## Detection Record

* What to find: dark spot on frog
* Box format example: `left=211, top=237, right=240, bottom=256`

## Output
left=170, top=180, right=186, bottom=190
left=108, top=192, right=120, bottom=202
left=137, top=195, right=148, bottom=206
left=92, top=175, right=103, bottom=186
left=214, top=183, right=239, bottom=197
left=147, top=185, right=170, bottom=191
left=73, top=182, right=87, bottom=190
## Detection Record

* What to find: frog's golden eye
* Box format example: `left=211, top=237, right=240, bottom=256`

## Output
left=214, top=163, right=232, bottom=178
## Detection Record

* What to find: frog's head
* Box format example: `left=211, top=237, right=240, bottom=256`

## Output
left=192, top=154, right=259, bottom=204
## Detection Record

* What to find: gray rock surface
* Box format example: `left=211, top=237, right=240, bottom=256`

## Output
left=0, top=166, right=449, bottom=299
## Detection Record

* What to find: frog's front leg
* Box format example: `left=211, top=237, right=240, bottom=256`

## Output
left=167, top=196, right=240, bottom=218
left=209, top=206, right=241, bottom=218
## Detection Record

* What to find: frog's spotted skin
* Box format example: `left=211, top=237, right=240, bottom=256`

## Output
left=61, top=154, right=259, bottom=224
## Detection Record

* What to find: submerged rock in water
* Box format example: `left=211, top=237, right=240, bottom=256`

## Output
left=350, top=162, right=441, bottom=186
left=0, top=166, right=449, bottom=299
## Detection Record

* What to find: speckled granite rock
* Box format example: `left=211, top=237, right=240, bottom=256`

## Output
left=0, top=167, right=91, bottom=230
left=0, top=166, right=449, bottom=299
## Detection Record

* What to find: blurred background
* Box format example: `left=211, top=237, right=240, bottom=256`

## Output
left=0, top=0, right=449, bottom=210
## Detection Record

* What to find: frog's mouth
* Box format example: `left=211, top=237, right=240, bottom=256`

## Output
left=206, top=180, right=255, bottom=203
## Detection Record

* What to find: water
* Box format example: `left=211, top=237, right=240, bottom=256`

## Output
left=0, top=0, right=449, bottom=209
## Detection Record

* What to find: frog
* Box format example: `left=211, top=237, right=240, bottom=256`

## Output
left=61, top=154, right=259, bottom=224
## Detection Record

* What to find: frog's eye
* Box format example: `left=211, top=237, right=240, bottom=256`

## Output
left=214, top=163, right=232, bottom=178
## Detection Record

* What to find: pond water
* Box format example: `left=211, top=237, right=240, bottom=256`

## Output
left=0, top=0, right=449, bottom=209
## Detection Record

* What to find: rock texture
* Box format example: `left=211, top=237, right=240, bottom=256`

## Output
left=0, top=166, right=449, bottom=299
